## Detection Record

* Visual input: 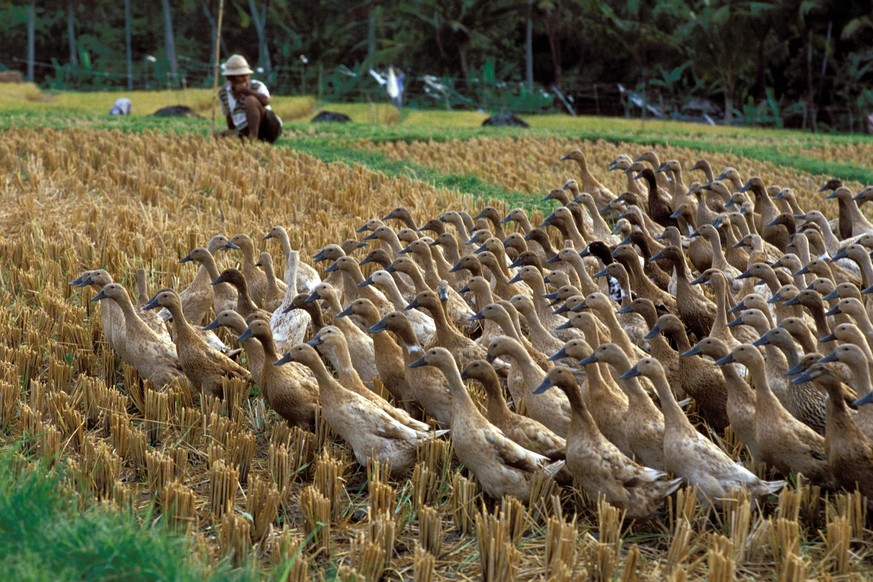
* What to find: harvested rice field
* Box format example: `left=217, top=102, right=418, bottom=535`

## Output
left=2, top=124, right=873, bottom=581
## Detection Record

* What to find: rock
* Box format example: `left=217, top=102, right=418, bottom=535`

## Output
left=481, top=113, right=529, bottom=128
left=0, top=70, right=24, bottom=83
left=151, top=105, right=202, bottom=119
left=311, top=110, right=351, bottom=123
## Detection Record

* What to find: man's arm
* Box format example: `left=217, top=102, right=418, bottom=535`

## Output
left=234, top=84, right=270, bottom=106
left=226, top=114, right=235, bottom=131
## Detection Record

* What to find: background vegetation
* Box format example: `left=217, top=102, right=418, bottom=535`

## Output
left=2, top=0, right=873, bottom=132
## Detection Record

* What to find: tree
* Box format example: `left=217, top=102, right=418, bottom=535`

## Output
left=66, top=0, right=78, bottom=67
left=247, top=0, right=272, bottom=74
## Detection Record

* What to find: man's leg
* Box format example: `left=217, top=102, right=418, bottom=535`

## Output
left=243, top=96, right=265, bottom=139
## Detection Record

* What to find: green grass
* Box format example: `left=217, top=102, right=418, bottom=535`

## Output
left=0, top=444, right=268, bottom=581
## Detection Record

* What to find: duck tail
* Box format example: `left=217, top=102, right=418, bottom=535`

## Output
left=544, top=459, right=566, bottom=478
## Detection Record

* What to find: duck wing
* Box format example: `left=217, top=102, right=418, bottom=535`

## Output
left=484, top=428, right=548, bottom=473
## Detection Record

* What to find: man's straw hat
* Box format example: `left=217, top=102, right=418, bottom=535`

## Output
left=222, top=54, right=253, bottom=77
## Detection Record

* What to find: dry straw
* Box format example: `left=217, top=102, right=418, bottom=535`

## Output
left=418, top=505, right=442, bottom=557
left=299, top=485, right=331, bottom=556
left=475, top=506, right=519, bottom=582
left=450, top=473, right=478, bottom=535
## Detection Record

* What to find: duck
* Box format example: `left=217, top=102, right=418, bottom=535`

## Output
left=144, top=289, right=250, bottom=397
left=382, top=206, right=420, bottom=231
left=462, top=359, right=566, bottom=460
left=337, top=299, right=422, bottom=418
left=622, top=358, right=785, bottom=505
left=392, top=256, right=476, bottom=334
left=327, top=256, right=394, bottom=314
left=224, top=233, right=277, bottom=308
left=237, top=319, right=318, bottom=430
left=361, top=269, right=435, bottom=345
left=560, top=149, right=614, bottom=208
left=570, top=343, right=666, bottom=470
left=266, top=247, right=313, bottom=355
left=307, top=326, right=430, bottom=432
left=820, top=343, right=873, bottom=440
left=277, top=344, right=436, bottom=476
left=211, top=268, right=271, bottom=320
left=90, top=283, right=184, bottom=388
left=179, top=246, right=237, bottom=315
left=202, top=310, right=267, bottom=384
left=682, top=338, right=759, bottom=461
left=256, top=252, right=285, bottom=313
left=306, top=283, right=377, bottom=386
left=471, top=302, right=553, bottom=372
left=648, top=314, right=730, bottom=431
left=176, top=242, right=224, bottom=326
left=263, top=225, right=321, bottom=294
left=824, top=186, right=873, bottom=239
left=650, top=246, right=716, bottom=339
left=717, top=345, right=832, bottom=484
left=411, top=347, right=559, bottom=499
left=534, top=366, right=681, bottom=519
left=369, top=312, right=453, bottom=426
left=793, top=363, right=873, bottom=498
left=507, top=294, right=566, bottom=355
left=407, top=289, right=486, bottom=370
left=70, top=269, right=125, bottom=352
left=633, top=167, right=677, bottom=229
left=751, top=327, right=829, bottom=436
left=486, top=335, right=570, bottom=436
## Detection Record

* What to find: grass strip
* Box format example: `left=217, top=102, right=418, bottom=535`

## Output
left=0, top=444, right=264, bottom=581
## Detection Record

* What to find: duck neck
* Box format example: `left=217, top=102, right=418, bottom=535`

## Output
left=165, top=302, right=197, bottom=340
left=711, top=279, right=729, bottom=338
left=650, top=372, right=691, bottom=431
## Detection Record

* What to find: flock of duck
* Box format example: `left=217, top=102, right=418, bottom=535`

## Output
left=70, top=149, right=873, bottom=520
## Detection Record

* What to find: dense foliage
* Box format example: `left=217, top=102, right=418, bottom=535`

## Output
left=1, top=0, right=872, bottom=131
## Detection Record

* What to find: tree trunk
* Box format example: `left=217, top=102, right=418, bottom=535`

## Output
left=161, top=0, right=178, bottom=86
left=124, top=0, right=133, bottom=90
left=66, top=0, right=78, bottom=67
left=203, top=2, right=229, bottom=62
left=248, top=0, right=272, bottom=74
left=723, top=90, right=733, bottom=126
left=524, top=0, right=533, bottom=91
left=806, top=27, right=817, bottom=132
left=367, top=9, right=376, bottom=58
left=546, top=9, right=562, bottom=84
left=26, top=0, right=35, bottom=82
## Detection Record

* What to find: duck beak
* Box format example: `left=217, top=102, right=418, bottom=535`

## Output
left=224, top=241, right=240, bottom=250
left=313, top=250, right=327, bottom=262
left=824, top=306, right=841, bottom=317
left=408, top=356, right=428, bottom=369
left=337, top=306, right=354, bottom=318
left=369, top=319, right=388, bottom=334
left=202, top=318, right=222, bottom=331
left=485, top=353, right=496, bottom=363
left=552, top=305, right=570, bottom=315
left=714, top=354, right=735, bottom=366
left=363, top=231, right=378, bottom=241
left=324, top=262, right=339, bottom=273
left=726, top=318, right=744, bottom=328
left=784, top=362, right=807, bottom=376
left=500, top=214, right=513, bottom=224
left=179, top=254, right=193, bottom=263
left=649, top=251, right=665, bottom=262
left=545, top=255, right=561, bottom=264
left=736, top=269, right=751, bottom=280
left=507, top=274, right=522, bottom=285
left=448, top=262, right=462, bottom=273
left=643, top=325, right=661, bottom=340
left=548, top=347, right=568, bottom=361
left=680, top=345, right=702, bottom=357
left=555, top=320, right=573, bottom=330
left=791, top=371, right=813, bottom=384
left=237, top=328, right=253, bottom=342
left=355, top=223, right=370, bottom=233
left=305, top=291, right=320, bottom=303
left=143, top=296, right=161, bottom=311
left=468, top=312, right=484, bottom=321
left=593, top=268, right=609, bottom=279
left=752, top=336, right=770, bottom=347
left=274, top=352, right=293, bottom=366
left=358, top=277, right=374, bottom=288
left=616, top=305, right=632, bottom=314
left=307, top=336, right=324, bottom=347
left=532, top=377, right=554, bottom=394
left=619, top=365, right=641, bottom=380
left=576, top=352, right=598, bottom=366
left=91, top=289, right=107, bottom=302
left=825, top=191, right=837, bottom=200
left=853, top=391, right=873, bottom=407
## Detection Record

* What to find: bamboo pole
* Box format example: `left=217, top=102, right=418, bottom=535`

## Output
left=210, top=0, right=225, bottom=136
